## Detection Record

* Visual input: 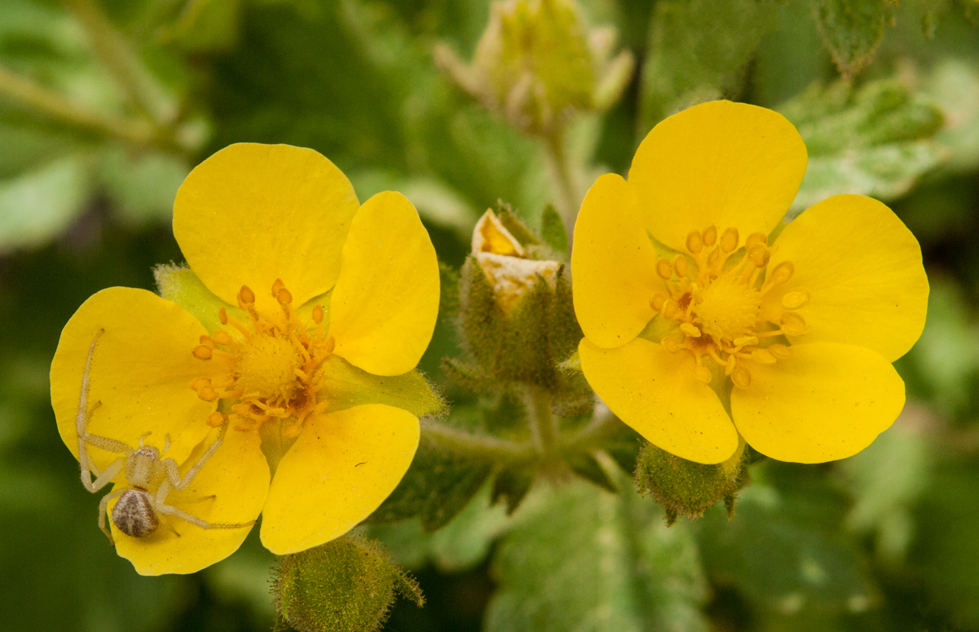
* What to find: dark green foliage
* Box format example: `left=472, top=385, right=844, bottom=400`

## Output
left=811, top=0, right=894, bottom=77
left=369, top=434, right=494, bottom=532
left=491, top=466, right=536, bottom=514
left=273, top=535, right=423, bottom=632
left=565, top=451, right=618, bottom=493
left=538, top=204, right=568, bottom=256
left=636, top=442, right=750, bottom=522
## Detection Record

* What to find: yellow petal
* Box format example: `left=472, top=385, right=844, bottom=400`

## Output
left=730, top=342, right=905, bottom=463
left=328, top=191, right=440, bottom=376
left=173, top=143, right=360, bottom=314
left=112, top=426, right=270, bottom=575
left=571, top=173, right=663, bottom=348
left=628, top=100, right=808, bottom=251
left=764, top=194, right=929, bottom=362
left=259, top=404, right=420, bottom=555
left=579, top=337, right=739, bottom=464
left=50, top=288, right=221, bottom=472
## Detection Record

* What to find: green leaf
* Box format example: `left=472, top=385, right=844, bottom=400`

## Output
left=369, top=433, right=494, bottom=531
left=491, top=465, right=536, bottom=513
left=811, top=0, right=894, bottom=77
left=780, top=79, right=946, bottom=214
left=100, top=147, right=188, bottom=226
left=696, top=463, right=877, bottom=615
left=565, top=451, right=618, bottom=493
left=319, top=355, right=444, bottom=419
left=923, top=58, right=979, bottom=174
left=539, top=204, right=568, bottom=255
left=0, top=156, right=89, bottom=253
left=157, top=0, right=242, bottom=53
left=485, top=479, right=710, bottom=632
left=640, top=0, right=781, bottom=129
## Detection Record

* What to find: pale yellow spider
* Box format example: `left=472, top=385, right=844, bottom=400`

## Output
left=75, top=329, right=254, bottom=544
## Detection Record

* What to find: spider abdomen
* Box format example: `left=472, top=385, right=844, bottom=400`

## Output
left=112, top=490, right=159, bottom=537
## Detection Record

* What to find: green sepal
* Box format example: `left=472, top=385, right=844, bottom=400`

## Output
left=635, top=441, right=750, bottom=522
left=539, top=203, right=569, bottom=255
left=495, top=203, right=540, bottom=248
left=154, top=264, right=238, bottom=333
left=441, top=357, right=496, bottom=393
left=566, top=451, right=618, bottom=494
left=272, top=534, right=423, bottom=632
left=492, top=465, right=536, bottom=514
left=812, top=0, right=894, bottom=78
left=319, top=355, right=444, bottom=419
left=368, top=434, right=494, bottom=531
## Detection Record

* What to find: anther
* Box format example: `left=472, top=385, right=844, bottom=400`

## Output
left=199, top=335, right=217, bottom=349
left=271, top=278, right=285, bottom=297
left=731, top=366, right=752, bottom=389
left=720, top=227, right=739, bottom=253
left=661, top=337, right=681, bottom=353
left=198, top=386, right=218, bottom=402
left=702, top=225, right=717, bottom=248
left=190, top=377, right=211, bottom=391
left=680, top=323, right=702, bottom=338
left=745, top=233, right=768, bottom=249
left=673, top=255, right=688, bottom=278
left=192, top=345, right=213, bottom=360
left=693, top=365, right=712, bottom=384
left=207, top=412, right=226, bottom=427
left=276, top=288, right=293, bottom=305
left=768, top=343, right=795, bottom=359
left=725, top=355, right=737, bottom=375
left=751, top=349, right=777, bottom=364
left=782, top=289, right=810, bottom=310
left=707, top=248, right=720, bottom=267
left=733, top=335, right=759, bottom=347
left=768, top=261, right=794, bottom=286
left=312, top=304, right=324, bottom=324
left=218, top=307, right=229, bottom=325
left=686, top=231, right=704, bottom=254
left=780, top=312, right=810, bottom=337
left=662, top=300, right=676, bottom=320
left=212, top=330, right=233, bottom=345
left=283, top=424, right=303, bottom=439
left=748, top=244, right=770, bottom=268
left=238, top=285, right=256, bottom=306
left=324, top=336, right=336, bottom=353
left=651, top=293, right=667, bottom=311
left=656, top=258, right=673, bottom=280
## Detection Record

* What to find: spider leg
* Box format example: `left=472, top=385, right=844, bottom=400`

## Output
left=98, top=488, right=125, bottom=546
left=168, top=423, right=228, bottom=491
left=83, top=456, right=125, bottom=493
left=155, top=503, right=256, bottom=530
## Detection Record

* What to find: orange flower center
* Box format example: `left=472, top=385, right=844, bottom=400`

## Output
left=651, top=225, right=809, bottom=389
left=189, top=280, right=334, bottom=438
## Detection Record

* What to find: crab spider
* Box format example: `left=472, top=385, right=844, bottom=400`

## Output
left=75, top=329, right=254, bottom=544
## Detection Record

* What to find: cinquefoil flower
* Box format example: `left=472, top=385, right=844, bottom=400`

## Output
left=51, top=144, right=440, bottom=573
left=572, top=101, right=928, bottom=465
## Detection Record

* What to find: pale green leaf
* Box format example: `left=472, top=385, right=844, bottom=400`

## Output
left=0, top=157, right=89, bottom=253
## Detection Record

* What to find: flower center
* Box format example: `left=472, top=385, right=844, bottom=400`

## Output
left=190, top=280, right=334, bottom=438
left=651, top=226, right=810, bottom=389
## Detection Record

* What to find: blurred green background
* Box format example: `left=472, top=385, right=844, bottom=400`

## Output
left=2, top=0, right=979, bottom=630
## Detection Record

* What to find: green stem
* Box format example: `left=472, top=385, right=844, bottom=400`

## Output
left=421, top=420, right=535, bottom=462
left=525, top=386, right=558, bottom=454
left=543, top=127, right=580, bottom=239
left=561, top=412, right=620, bottom=453
left=0, top=64, right=156, bottom=146
left=61, top=0, right=176, bottom=125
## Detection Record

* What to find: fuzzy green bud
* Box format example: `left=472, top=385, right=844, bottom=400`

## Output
left=635, top=440, right=749, bottom=525
left=272, top=535, right=423, bottom=632
left=435, top=0, right=634, bottom=136
left=456, top=209, right=580, bottom=389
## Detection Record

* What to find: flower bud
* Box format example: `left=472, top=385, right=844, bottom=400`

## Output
left=635, top=440, right=749, bottom=524
left=435, top=0, right=634, bottom=136
left=272, top=535, right=423, bottom=632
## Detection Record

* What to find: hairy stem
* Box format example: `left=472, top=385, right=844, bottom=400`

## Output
left=61, top=0, right=176, bottom=125
left=0, top=64, right=155, bottom=145
left=543, top=127, right=580, bottom=239
left=421, top=419, right=535, bottom=462
left=525, top=386, right=558, bottom=454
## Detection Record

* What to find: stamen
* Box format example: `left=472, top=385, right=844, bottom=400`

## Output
left=780, top=312, right=810, bottom=337
left=324, top=336, right=336, bottom=354
left=733, top=335, right=759, bottom=347
left=238, top=285, right=256, bottom=307
left=656, top=258, right=673, bottom=280
left=662, top=300, right=676, bottom=320
left=680, top=323, right=702, bottom=338
left=218, top=307, right=229, bottom=325
left=198, top=386, right=218, bottom=401
left=661, top=337, right=681, bottom=353
left=212, top=330, right=233, bottom=345
left=271, top=278, right=285, bottom=297
left=731, top=366, right=751, bottom=389
left=207, top=412, right=226, bottom=427
left=720, top=228, right=739, bottom=253
left=782, top=289, right=810, bottom=310
left=750, top=349, right=777, bottom=364
left=748, top=244, right=770, bottom=268
left=673, top=255, right=688, bottom=278
left=312, top=304, right=324, bottom=324
left=724, top=354, right=737, bottom=375
left=651, top=293, right=667, bottom=311
left=686, top=231, right=704, bottom=254
left=199, top=335, right=217, bottom=349
left=193, top=345, right=213, bottom=360
left=768, top=343, right=795, bottom=359
left=277, top=287, right=293, bottom=306
left=693, top=365, right=712, bottom=384
left=707, top=248, right=720, bottom=268
left=767, top=261, right=794, bottom=287
left=745, top=232, right=768, bottom=249
left=190, top=377, right=211, bottom=391
left=702, top=225, right=717, bottom=248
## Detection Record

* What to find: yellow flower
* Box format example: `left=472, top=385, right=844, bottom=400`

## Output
left=571, top=101, right=928, bottom=465
left=50, top=143, right=440, bottom=573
